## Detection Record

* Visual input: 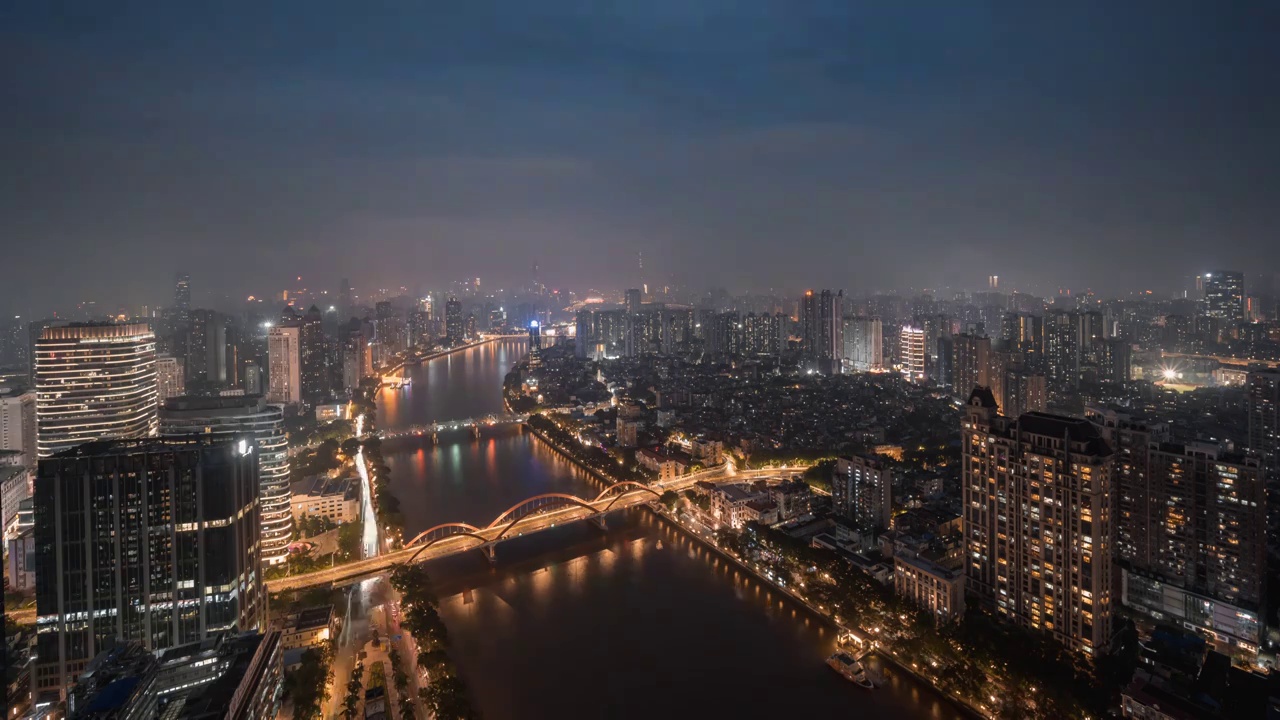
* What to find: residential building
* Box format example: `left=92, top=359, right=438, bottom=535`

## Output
left=280, top=606, right=337, bottom=651
left=1, top=464, right=30, bottom=539
left=802, top=289, right=843, bottom=374
left=290, top=475, right=359, bottom=524
left=962, top=388, right=1116, bottom=656
left=709, top=483, right=767, bottom=530
left=1001, top=366, right=1047, bottom=418
left=953, top=333, right=992, bottom=397
left=7, top=523, right=35, bottom=592
left=300, top=305, right=328, bottom=405
left=35, top=323, right=158, bottom=458
left=832, top=454, right=893, bottom=532
left=445, top=297, right=463, bottom=345
left=266, top=324, right=301, bottom=406
left=1247, top=369, right=1280, bottom=474
left=160, top=395, right=292, bottom=566
left=894, top=553, right=966, bottom=623
left=155, top=354, right=185, bottom=403
left=843, top=316, right=883, bottom=372
left=34, top=436, right=263, bottom=697
left=0, top=387, right=36, bottom=468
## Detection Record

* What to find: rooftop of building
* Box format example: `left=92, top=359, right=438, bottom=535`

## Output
left=1017, top=412, right=1113, bottom=455
left=49, top=434, right=249, bottom=459
left=284, top=605, right=334, bottom=632
left=291, top=475, right=357, bottom=499
left=162, top=394, right=272, bottom=414
left=716, top=484, right=762, bottom=503
left=894, top=552, right=964, bottom=580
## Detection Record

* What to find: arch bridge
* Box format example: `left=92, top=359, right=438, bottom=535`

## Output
left=265, top=463, right=810, bottom=593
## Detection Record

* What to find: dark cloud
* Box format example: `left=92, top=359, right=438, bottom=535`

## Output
left=2, top=1, right=1277, bottom=312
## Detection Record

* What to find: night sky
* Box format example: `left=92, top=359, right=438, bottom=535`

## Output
left=3, top=2, right=1277, bottom=311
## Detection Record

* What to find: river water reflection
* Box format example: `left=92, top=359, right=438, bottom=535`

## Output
left=376, top=339, right=965, bottom=719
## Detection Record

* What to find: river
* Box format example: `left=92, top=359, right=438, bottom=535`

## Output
left=376, top=338, right=965, bottom=719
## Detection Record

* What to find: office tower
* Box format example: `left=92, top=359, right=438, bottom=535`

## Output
left=843, top=316, right=883, bottom=372
left=625, top=288, right=643, bottom=314
left=801, top=290, right=844, bottom=374
left=445, top=297, right=463, bottom=345
left=266, top=324, right=301, bottom=406
left=173, top=272, right=191, bottom=312
left=962, top=389, right=1115, bottom=656
left=299, top=305, right=328, bottom=405
left=243, top=359, right=264, bottom=396
left=155, top=355, right=184, bottom=403
left=161, top=395, right=291, bottom=566
left=1247, top=370, right=1279, bottom=474
left=33, top=436, right=262, bottom=697
left=832, top=454, right=893, bottom=532
left=899, top=325, right=925, bottom=382
left=1096, top=338, right=1131, bottom=384
left=1001, top=366, right=1047, bottom=418
left=35, top=323, right=158, bottom=458
left=66, top=630, right=283, bottom=720
left=1002, top=312, right=1044, bottom=370
left=1202, top=270, right=1245, bottom=322
left=0, top=387, right=36, bottom=468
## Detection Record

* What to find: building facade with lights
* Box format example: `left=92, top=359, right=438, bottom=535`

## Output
left=833, top=454, right=893, bottom=533
left=33, top=436, right=263, bottom=700
left=1202, top=270, right=1245, bottom=323
left=899, top=325, right=926, bottom=382
left=160, top=395, right=292, bottom=566
left=34, top=323, right=158, bottom=458
left=266, top=324, right=301, bottom=406
left=962, top=388, right=1115, bottom=657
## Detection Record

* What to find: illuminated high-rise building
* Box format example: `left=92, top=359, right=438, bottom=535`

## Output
left=899, top=325, right=925, bottom=382
left=155, top=354, right=185, bottom=403
left=833, top=454, right=892, bottom=532
left=33, top=436, right=262, bottom=698
left=161, top=395, right=291, bottom=566
left=0, top=387, right=36, bottom=469
left=1202, top=270, right=1245, bottom=322
left=953, top=333, right=992, bottom=397
left=963, top=389, right=1115, bottom=656
left=173, top=272, right=191, bottom=312
left=743, top=312, right=783, bottom=356
left=34, top=323, right=158, bottom=458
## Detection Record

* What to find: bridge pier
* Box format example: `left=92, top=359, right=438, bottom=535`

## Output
left=590, top=516, right=608, bottom=531
left=485, top=545, right=497, bottom=565
left=432, top=431, right=438, bottom=445
left=472, top=425, right=481, bottom=440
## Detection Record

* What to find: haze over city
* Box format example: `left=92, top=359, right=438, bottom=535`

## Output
left=4, top=2, right=1278, bottom=313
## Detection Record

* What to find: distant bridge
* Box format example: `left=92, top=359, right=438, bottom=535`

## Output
left=265, top=462, right=809, bottom=593
left=376, top=414, right=529, bottom=442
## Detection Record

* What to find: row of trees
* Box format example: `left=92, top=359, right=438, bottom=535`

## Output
left=388, top=643, right=417, bottom=719
left=389, top=564, right=481, bottom=719
left=284, top=639, right=335, bottom=720
left=339, top=661, right=365, bottom=719
left=717, top=523, right=1130, bottom=719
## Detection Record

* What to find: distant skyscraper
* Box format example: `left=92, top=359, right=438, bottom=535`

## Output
left=953, top=333, right=992, bottom=397
left=802, top=289, right=843, bottom=374
left=1001, top=312, right=1044, bottom=371
left=173, top=272, right=191, bottom=312
left=161, top=395, right=291, bottom=566
left=339, top=277, right=353, bottom=317
left=625, top=288, right=643, bottom=315
left=899, top=325, right=925, bottom=382
left=742, top=312, right=783, bottom=356
left=266, top=324, right=302, bottom=406
left=1044, top=309, right=1080, bottom=390
left=1001, top=365, right=1047, bottom=418
left=34, top=436, right=262, bottom=698
left=445, top=297, right=464, bottom=345
left=963, top=390, right=1115, bottom=656
left=34, top=323, right=158, bottom=458
left=1202, top=270, right=1245, bottom=322
left=155, top=354, right=184, bottom=403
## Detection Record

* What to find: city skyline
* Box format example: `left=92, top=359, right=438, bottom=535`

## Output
left=4, top=3, right=1278, bottom=311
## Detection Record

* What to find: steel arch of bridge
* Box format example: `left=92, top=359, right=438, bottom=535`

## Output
left=401, top=483, right=666, bottom=557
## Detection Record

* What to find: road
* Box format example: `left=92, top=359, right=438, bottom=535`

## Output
left=266, top=465, right=809, bottom=593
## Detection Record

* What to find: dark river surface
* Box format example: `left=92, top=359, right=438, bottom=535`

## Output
left=376, top=339, right=965, bottom=720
